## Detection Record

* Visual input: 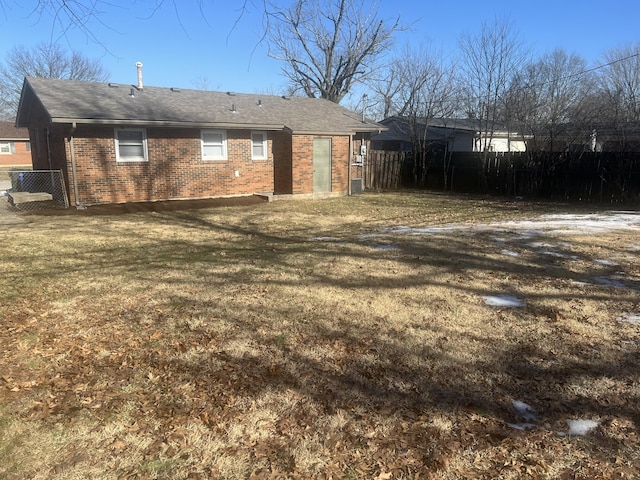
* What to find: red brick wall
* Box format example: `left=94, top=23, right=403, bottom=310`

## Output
left=32, top=123, right=357, bottom=205
left=0, top=139, right=32, bottom=166
left=65, top=126, right=276, bottom=205
left=331, top=135, right=349, bottom=194
left=290, top=134, right=350, bottom=195
left=291, top=135, right=314, bottom=194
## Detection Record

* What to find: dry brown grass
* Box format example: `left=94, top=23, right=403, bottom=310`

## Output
left=1, top=191, right=639, bottom=479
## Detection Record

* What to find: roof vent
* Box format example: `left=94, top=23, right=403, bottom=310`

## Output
left=231, top=103, right=237, bottom=113
left=129, top=88, right=135, bottom=98
left=281, top=95, right=290, bottom=100
left=108, top=82, right=119, bottom=88
left=170, top=87, right=181, bottom=92
left=227, top=91, right=236, bottom=96
left=257, top=99, right=263, bottom=107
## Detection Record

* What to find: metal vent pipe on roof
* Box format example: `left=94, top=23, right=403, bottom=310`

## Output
left=136, top=62, right=143, bottom=90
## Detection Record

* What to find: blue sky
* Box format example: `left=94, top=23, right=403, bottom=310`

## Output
left=1, top=0, right=639, bottom=103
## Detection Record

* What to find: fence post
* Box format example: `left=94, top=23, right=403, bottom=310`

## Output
left=450, top=166, right=455, bottom=192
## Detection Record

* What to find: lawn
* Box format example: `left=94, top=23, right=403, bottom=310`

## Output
left=1, top=191, right=639, bottom=479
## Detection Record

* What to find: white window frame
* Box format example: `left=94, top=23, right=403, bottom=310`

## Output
left=201, top=129, right=227, bottom=161
left=251, top=131, right=268, bottom=160
left=115, top=128, right=148, bottom=162
left=0, top=142, right=11, bottom=154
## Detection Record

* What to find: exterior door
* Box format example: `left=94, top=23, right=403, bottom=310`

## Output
left=313, top=138, right=332, bottom=193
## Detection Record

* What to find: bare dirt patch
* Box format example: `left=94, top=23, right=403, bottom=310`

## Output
left=1, top=191, right=639, bottom=479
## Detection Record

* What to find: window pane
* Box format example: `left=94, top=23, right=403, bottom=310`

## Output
left=252, top=143, right=264, bottom=157
left=203, top=132, right=223, bottom=144
left=201, top=130, right=226, bottom=160
left=203, top=145, right=223, bottom=157
left=119, top=144, right=144, bottom=157
left=252, top=132, right=266, bottom=159
left=0, top=142, right=9, bottom=153
left=118, top=130, right=143, bottom=144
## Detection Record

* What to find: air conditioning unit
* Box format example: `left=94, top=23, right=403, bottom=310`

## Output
left=351, top=178, right=363, bottom=194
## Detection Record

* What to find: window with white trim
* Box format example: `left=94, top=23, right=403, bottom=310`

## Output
left=201, top=130, right=227, bottom=161
left=115, top=128, right=148, bottom=162
left=251, top=131, right=268, bottom=160
left=0, top=142, right=12, bottom=154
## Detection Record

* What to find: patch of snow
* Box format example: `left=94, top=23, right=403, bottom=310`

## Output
left=564, top=419, right=599, bottom=436
left=383, top=225, right=467, bottom=236
left=483, top=295, right=525, bottom=307
left=380, top=212, right=640, bottom=240
left=502, top=213, right=640, bottom=235
left=370, top=243, right=399, bottom=251
left=539, top=250, right=578, bottom=259
left=593, top=259, right=619, bottom=266
left=311, top=236, right=340, bottom=242
left=512, top=400, right=538, bottom=421
left=617, top=313, right=640, bottom=326
left=593, top=277, right=627, bottom=289
left=490, top=236, right=507, bottom=243
left=507, top=422, right=537, bottom=430
left=529, top=242, right=554, bottom=249
left=501, top=249, right=520, bottom=257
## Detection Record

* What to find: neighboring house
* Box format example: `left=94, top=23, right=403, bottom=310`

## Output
left=15, top=75, right=382, bottom=207
left=372, top=116, right=527, bottom=153
left=0, top=121, right=31, bottom=167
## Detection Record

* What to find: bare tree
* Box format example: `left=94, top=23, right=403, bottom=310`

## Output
left=457, top=18, right=528, bottom=192
left=600, top=42, right=640, bottom=122
left=369, top=46, right=456, bottom=118
left=506, top=49, right=594, bottom=151
left=594, top=42, right=640, bottom=151
left=0, top=42, right=108, bottom=120
left=266, top=0, right=399, bottom=103
left=368, top=46, right=457, bottom=185
left=458, top=18, right=528, bottom=151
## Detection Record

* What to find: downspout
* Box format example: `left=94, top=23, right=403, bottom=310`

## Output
left=68, top=122, right=84, bottom=209
left=348, top=134, right=353, bottom=195
left=45, top=127, right=56, bottom=203
left=45, top=128, right=52, bottom=170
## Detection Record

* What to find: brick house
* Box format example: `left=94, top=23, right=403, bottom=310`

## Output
left=0, top=121, right=31, bottom=167
left=15, top=76, right=382, bottom=207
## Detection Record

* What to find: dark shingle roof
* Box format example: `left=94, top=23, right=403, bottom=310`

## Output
left=0, top=121, right=29, bottom=139
left=17, top=77, right=382, bottom=135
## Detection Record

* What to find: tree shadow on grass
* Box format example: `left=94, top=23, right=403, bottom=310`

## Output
left=3, top=196, right=639, bottom=476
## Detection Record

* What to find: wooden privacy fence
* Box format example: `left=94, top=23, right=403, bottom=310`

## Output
left=362, top=150, right=640, bottom=204
left=364, top=150, right=404, bottom=190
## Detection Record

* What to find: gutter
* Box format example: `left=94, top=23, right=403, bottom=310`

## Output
left=51, top=118, right=287, bottom=131
left=49, top=118, right=384, bottom=136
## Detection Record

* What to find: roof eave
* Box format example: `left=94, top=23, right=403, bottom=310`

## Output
left=290, top=128, right=384, bottom=136
left=51, top=118, right=288, bottom=130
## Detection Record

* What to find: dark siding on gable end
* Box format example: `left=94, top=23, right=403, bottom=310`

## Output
left=273, top=131, right=293, bottom=194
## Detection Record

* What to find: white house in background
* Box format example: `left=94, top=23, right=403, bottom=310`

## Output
left=372, top=116, right=528, bottom=153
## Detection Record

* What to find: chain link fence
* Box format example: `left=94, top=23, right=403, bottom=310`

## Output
left=1, top=170, right=69, bottom=220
